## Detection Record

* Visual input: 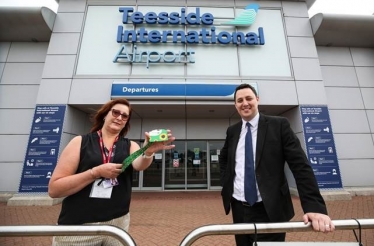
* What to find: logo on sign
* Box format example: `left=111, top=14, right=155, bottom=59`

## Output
left=221, top=4, right=259, bottom=26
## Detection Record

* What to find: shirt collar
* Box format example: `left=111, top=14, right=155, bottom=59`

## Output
left=242, top=112, right=260, bottom=129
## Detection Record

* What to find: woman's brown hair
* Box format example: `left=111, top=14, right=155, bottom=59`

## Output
left=90, top=99, right=132, bottom=137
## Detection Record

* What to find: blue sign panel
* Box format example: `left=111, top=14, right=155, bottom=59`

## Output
left=111, top=83, right=258, bottom=99
left=112, top=83, right=185, bottom=98
left=185, top=84, right=236, bottom=97
left=300, top=106, right=343, bottom=189
left=19, top=105, right=66, bottom=193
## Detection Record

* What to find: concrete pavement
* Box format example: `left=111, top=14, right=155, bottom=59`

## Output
left=1, top=191, right=374, bottom=245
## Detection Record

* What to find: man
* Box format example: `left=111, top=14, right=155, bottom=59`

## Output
left=219, top=83, right=334, bottom=245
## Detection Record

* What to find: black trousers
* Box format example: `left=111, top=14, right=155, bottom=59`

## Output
left=231, top=198, right=286, bottom=246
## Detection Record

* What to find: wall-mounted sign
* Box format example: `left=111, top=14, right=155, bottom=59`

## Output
left=18, top=105, right=66, bottom=193
left=116, top=4, right=264, bottom=45
left=113, top=4, right=263, bottom=68
left=173, top=159, right=179, bottom=168
left=113, top=44, right=195, bottom=68
left=77, top=5, right=291, bottom=76
left=111, top=82, right=259, bottom=100
left=300, top=105, right=343, bottom=189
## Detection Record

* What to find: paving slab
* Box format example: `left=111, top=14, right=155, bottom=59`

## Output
left=1, top=192, right=373, bottom=246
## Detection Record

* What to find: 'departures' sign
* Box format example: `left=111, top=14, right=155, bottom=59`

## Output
left=18, top=105, right=66, bottom=193
left=300, top=105, right=343, bottom=189
left=111, top=82, right=259, bottom=99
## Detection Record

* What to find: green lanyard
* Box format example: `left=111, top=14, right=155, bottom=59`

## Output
left=122, top=142, right=153, bottom=172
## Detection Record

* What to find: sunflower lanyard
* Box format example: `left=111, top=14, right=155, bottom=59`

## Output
left=121, top=142, right=153, bottom=172
left=121, top=129, right=168, bottom=172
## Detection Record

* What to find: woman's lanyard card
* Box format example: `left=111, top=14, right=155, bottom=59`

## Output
left=90, top=179, right=113, bottom=199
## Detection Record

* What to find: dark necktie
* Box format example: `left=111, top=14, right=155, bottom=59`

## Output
left=245, top=122, right=258, bottom=205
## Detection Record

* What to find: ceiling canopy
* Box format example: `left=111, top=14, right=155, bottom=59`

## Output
left=311, top=13, right=374, bottom=48
left=0, top=6, right=56, bottom=42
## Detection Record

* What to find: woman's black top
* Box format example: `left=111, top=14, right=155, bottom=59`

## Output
left=57, top=132, right=132, bottom=225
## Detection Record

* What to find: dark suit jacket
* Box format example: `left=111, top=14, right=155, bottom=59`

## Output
left=219, top=114, right=327, bottom=222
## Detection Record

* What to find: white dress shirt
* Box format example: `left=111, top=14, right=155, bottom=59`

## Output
left=232, top=113, right=262, bottom=203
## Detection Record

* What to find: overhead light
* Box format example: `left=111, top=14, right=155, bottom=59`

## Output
left=157, top=109, right=163, bottom=113
left=209, top=109, right=215, bottom=113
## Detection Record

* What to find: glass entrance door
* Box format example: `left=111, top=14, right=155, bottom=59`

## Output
left=209, top=141, right=224, bottom=187
left=187, top=141, right=208, bottom=189
left=142, top=150, right=162, bottom=189
left=162, top=140, right=213, bottom=190
left=164, top=141, right=185, bottom=189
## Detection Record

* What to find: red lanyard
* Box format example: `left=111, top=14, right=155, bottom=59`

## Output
left=97, top=130, right=118, bottom=163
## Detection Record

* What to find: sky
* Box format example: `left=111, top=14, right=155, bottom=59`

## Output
left=308, top=0, right=374, bottom=17
left=1, top=0, right=374, bottom=17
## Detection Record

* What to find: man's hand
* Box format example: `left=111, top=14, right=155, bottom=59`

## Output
left=303, top=213, right=335, bottom=233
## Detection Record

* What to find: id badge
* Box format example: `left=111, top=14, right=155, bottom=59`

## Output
left=103, top=178, right=119, bottom=188
left=90, top=179, right=113, bottom=199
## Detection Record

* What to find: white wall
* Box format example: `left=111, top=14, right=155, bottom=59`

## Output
left=318, top=46, right=374, bottom=187
left=0, top=42, right=47, bottom=192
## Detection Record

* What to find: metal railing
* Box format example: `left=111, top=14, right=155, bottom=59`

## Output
left=1, top=219, right=373, bottom=246
left=0, top=224, right=136, bottom=246
left=180, top=218, right=374, bottom=246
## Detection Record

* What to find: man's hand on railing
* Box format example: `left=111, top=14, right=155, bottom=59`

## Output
left=303, top=212, right=335, bottom=233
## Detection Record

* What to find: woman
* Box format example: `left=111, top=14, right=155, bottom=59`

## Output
left=48, top=98, right=175, bottom=245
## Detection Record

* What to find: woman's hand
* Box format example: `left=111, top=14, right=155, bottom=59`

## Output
left=143, top=129, right=176, bottom=155
left=95, top=163, right=123, bottom=179
left=131, top=129, right=176, bottom=171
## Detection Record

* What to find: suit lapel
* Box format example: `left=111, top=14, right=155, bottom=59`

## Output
left=256, top=114, right=268, bottom=168
left=231, top=122, right=242, bottom=172
left=232, top=122, right=241, bottom=149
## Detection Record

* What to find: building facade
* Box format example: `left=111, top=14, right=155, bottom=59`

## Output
left=0, top=0, right=373, bottom=204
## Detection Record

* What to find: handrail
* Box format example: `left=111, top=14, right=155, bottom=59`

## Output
left=180, top=218, right=374, bottom=246
left=0, top=225, right=136, bottom=246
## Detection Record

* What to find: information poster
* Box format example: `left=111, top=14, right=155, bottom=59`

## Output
left=300, top=106, right=343, bottom=189
left=193, top=148, right=200, bottom=165
left=18, top=105, right=66, bottom=193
